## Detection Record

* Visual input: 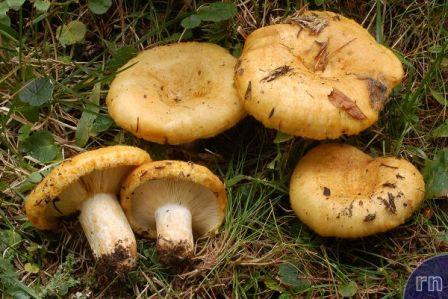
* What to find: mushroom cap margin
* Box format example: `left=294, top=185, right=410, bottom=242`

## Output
left=25, top=145, right=151, bottom=230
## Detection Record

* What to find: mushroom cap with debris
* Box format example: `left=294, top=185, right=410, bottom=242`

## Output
left=235, top=10, right=404, bottom=139
left=25, top=145, right=151, bottom=230
left=289, top=144, right=425, bottom=238
left=120, top=160, right=227, bottom=239
left=107, top=42, right=245, bottom=145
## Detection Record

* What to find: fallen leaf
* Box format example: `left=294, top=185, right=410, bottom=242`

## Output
left=328, top=88, right=366, bottom=120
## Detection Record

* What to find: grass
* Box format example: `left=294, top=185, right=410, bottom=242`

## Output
left=0, top=0, right=447, bottom=297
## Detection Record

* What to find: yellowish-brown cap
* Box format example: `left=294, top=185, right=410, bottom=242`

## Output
left=106, top=42, right=245, bottom=145
left=235, top=10, right=404, bottom=139
left=25, top=146, right=151, bottom=230
left=289, top=144, right=425, bottom=238
left=120, top=160, right=227, bottom=238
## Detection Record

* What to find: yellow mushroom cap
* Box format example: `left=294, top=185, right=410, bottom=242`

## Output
left=25, top=145, right=151, bottom=230
left=120, top=160, right=227, bottom=238
left=235, top=10, right=404, bottom=139
left=289, top=144, right=425, bottom=238
left=106, top=42, right=245, bottom=145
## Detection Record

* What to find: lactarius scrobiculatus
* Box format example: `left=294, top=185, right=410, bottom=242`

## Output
left=106, top=42, right=245, bottom=145
left=289, top=144, right=425, bottom=238
left=235, top=10, right=404, bottom=139
left=120, top=160, right=227, bottom=265
left=25, top=146, right=151, bottom=274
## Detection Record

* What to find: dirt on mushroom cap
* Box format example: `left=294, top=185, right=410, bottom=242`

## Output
left=235, top=10, right=404, bottom=140
left=120, top=160, right=227, bottom=239
left=106, top=42, right=246, bottom=145
left=289, top=144, right=425, bottom=238
left=25, top=146, right=151, bottom=230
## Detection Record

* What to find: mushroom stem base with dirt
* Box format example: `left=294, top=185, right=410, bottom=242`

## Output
left=155, top=204, right=194, bottom=264
left=79, top=193, right=137, bottom=274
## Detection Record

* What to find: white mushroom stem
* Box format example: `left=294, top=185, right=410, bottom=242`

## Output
left=79, top=193, right=137, bottom=270
left=155, top=204, right=194, bottom=261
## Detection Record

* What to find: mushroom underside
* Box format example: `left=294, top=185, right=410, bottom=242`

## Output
left=128, top=178, right=223, bottom=264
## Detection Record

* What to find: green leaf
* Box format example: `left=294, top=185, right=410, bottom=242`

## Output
left=27, top=172, right=43, bottom=184
left=423, top=148, right=448, bottom=199
left=0, top=14, right=10, bottom=26
left=24, top=263, right=39, bottom=274
left=107, top=45, right=137, bottom=72
left=264, top=277, right=285, bottom=292
left=0, top=256, right=39, bottom=298
left=18, top=124, right=31, bottom=141
left=432, top=121, right=448, bottom=138
left=274, top=131, right=293, bottom=144
left=34, top=0, right=50, bottom=12
left=75, top=83, right=101, bottom=147
left=181, top=14, right=201, bottom=29
left=6, top=0, right=24, bottom=10
left=430, top=88, right=446, bottom=106
left=21, top=130, right=58, bottom=163
left=0, top=229, right=22, bottom=252
left=0, top=21, right=18, bottom=40
left=314, top=0, right=326, bottom=5
left=12, top=291, right=31, bottom=299
left=0, top=1, right=9, bottom=15
left=338, top=281, right=358, bottom=297
left=19, top=78, right=53, bottom=107
left=92, top=114, right=113, bottom=133
left=57, top=20, right=87, bottom=46
left=162, top=30, right=193, bottom=43
left=196, top=2, right=237, bottom=22
left=278, top=264, right=310, bottom=291
left=87, top=0, right=112, bottom=15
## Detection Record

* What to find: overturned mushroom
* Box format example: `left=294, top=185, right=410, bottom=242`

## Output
left=25, top=146, right=151, bottom=274
left=289, top=144, right=425, bottom=238
left=107, top=42, right=245, bottom=145
left=120, top=160, right=227, bottom=265
left=235, top=10, right=404, bottom=139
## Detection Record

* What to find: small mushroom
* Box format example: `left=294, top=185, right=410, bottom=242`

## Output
left=120, top=160, right=227, bottom=265
left=106, top=42, right=245, bottom=145
left=235, top=10, right=404, bottom=139
left=25, top=146, right=151, bottom=274
left=289, top=144, right=425, bottom=238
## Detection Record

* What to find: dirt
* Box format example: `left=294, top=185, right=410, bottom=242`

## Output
left=156, top=236, right=193, bottom=269
left=96, top=242, right=134, bottom=279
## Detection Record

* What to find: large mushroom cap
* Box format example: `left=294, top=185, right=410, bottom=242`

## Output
left=120, top=160, right=227, bottom=238
left=25, top=145, right=151, bottom=230
left=107, top=42, right=245, bottom=145
left=289, top=144, right=425, bottom=238
left=235, top=10, right=404, bottom=139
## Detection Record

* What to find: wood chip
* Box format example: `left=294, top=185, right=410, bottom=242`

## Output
left=244, top=81, right=252, bottom=100
left=328, top=88, right=366, bottom=120
left=261, top=65, right=294, bottom=82
left=314, top=41, right=329, bottom=72
left=291, top=14, right=329, bottom=35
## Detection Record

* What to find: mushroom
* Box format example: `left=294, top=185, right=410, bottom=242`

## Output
left=120, top=160, right=227, bottom=265
left=106, top=42, right=245, bottom=145
left=289, top=144, right=425, bottom=238
left=25, top=146, right=151, bottom=274
left=235, top=10, right=404, bottom=139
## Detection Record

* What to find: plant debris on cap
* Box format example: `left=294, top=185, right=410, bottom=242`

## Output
left=120, top=160, right=227, bottom=266
left=235, top=10, right=404, bottom=140
left=25, top=146, right=151, bottom=275
left=289, top=144, right=425, bottom=238
left=106, top=42, right=245, bottom=145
